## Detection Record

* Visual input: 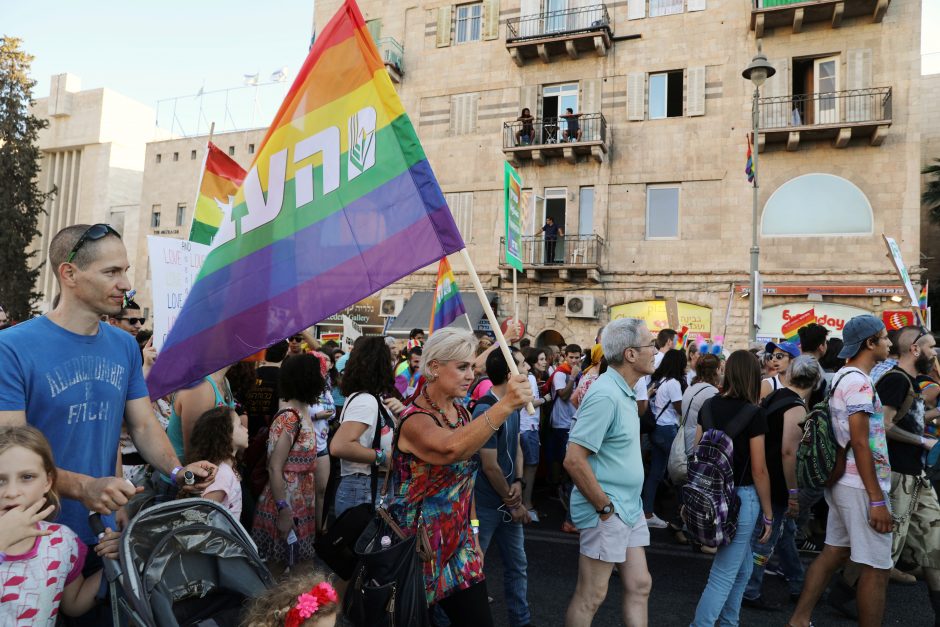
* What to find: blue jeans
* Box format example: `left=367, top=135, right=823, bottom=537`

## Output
left=642, top=423, right=678, bottom=514
left=692, top=485, right=760, bottom=627
left=743, top=502, right=805, bottom=600
left=334, top=474, right=374, bottom=517
left=477, top=504, right=531, bottom=627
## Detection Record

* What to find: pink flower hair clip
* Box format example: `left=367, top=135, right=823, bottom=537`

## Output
left=284, top=582, right=339, bottom=627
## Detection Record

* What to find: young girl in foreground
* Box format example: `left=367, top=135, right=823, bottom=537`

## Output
left=0, top=425, right=120, bottom=625
left=188, top=406, right=250, bottom=518
left=243, top=567, right=338, bottom=627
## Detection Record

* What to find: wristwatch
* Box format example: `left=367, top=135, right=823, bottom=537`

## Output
left=514, top=478, right=526, bottom=490
left=596, top=502, right=614, bottom=516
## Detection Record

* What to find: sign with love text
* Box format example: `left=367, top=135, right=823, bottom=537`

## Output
left=147, top=236, right=211, bottom=351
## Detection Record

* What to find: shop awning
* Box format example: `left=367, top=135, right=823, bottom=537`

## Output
left=385, top=291, right=495, bottom=336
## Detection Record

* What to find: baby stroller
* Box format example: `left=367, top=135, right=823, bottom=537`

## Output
left=91, top=498, right=274, bottom=627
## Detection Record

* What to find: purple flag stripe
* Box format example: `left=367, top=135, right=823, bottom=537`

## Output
left=161, top=161, right=461, bottom=348
left=148, top=215, right=458, bottom=399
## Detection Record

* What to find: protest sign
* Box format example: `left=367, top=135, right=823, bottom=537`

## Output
left=147, top=236, right=211, bottom=351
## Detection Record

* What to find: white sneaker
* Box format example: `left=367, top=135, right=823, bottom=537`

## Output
left=645, top=513, right=668, bottom=529
left=528, top=509, right=540, bottom=523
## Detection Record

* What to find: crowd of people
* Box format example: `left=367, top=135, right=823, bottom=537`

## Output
left=1, top=223, right=939, bottom=627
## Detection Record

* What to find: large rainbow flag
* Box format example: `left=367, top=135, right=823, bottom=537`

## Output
left=429, top=257, right=466, bottom=333
left=189, top=142, right=247, bottom=246
left=147, top=0, right=464, bottom=399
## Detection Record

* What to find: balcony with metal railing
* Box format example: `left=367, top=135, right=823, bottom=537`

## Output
left=505, top=4, right=612, bottom=66
left=750, top=0, right=889, bottom=37
left=503, top=113, right=609, bottom=165
left=377, top=37, right=404, bottom=83
left=757, top=87, right=892, bottom=150
left=499, top=235, right=604, bottom=282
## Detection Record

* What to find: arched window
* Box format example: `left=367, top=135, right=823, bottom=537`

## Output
left=761, top=173, right=873, bottom=237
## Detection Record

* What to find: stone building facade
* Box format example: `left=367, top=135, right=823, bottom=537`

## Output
left=313, top=0, right=925, bottom=348
left=28, top=74, right=169, bottom=311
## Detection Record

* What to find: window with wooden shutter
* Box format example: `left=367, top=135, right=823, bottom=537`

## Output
left=760, top=58, right=789, bottom=128
left=686, top=66, right=706, bottom=116
left=628, top=0, right=646, bottom=20
left=482, top=0, right=500, bottom=39
left=451, top=93, right=479, bottom=135
left=445, top=192, right=474, bottom=241
left=846, top=48, right=872, bottom=122
left=627, top=72, right=645, bottom=121
left=580, top=78, right=602, bottom=114
left=437, top=6, right=453, bottom=47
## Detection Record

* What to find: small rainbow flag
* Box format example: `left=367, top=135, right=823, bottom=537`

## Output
left=189, top=142, right=246, bottom=246
left=429, top=257, right=466, bottom=333
left=147, top=0, right=464, bottom=399
left=674, top=326, right=690, bottom=350
left=745, top=133, right=755, bottom=185
left=782, top=308, right=816, bottom=341
left=919, top=281, right=928, bottom=312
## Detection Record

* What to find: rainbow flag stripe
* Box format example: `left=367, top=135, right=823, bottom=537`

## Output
left=919, top=281, right=928, bottom=311
left=148, top=0, right=464, bottom=399
left=190, top=142, right=246, bottom=246
left=429, top=257, right=466, bottom=333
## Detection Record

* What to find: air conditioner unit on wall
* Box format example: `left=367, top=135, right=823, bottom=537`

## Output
left=565, top=295, right=597, bottom=318
left=379, top=298, right=404, bottom=317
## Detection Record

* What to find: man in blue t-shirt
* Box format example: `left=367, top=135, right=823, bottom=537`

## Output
left=472, top=347, right=532, bottom=627
left=0, top=225, right=216, bottom=554
left=563, top=318, right=656, bottom=627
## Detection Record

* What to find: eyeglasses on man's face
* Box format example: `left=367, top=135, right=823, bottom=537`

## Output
left=117, top=317, right=145, bottom=325
left=628, top=342, right=657, bottom=351
left=771, top=352, right=790, bottom=360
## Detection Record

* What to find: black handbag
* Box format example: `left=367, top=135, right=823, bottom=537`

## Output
left=316, top=394, right=390, bottom=580
left=343, top=409, right=433, bottom=627
left=343, top=508, right=431, bottom=627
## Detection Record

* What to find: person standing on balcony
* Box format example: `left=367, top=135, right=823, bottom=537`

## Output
left=542, top=216, right=563, bottom=265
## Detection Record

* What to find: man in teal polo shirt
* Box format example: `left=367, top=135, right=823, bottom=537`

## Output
left=563, top=317, right=657, bottom=627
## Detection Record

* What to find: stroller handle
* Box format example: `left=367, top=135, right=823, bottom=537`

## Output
left=88, top=512, right=123, bottom=584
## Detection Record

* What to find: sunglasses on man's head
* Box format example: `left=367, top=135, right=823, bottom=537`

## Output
left=118, top=317, right=146, bottom=325
left=66, top=224, right=121, bottom=264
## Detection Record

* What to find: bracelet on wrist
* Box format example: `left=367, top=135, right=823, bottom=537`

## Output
left=762, top=514, right=773, bottom=525
left=788, top=488, right=799, bottom=495
left=169, top=466, right=184, bottom=485
left=483, top=411, right=499, bottom=433
left=869, top=500, right=886, bottom=508
left=276, top=499, right=291, bottom=512
left=0, top=552, right=7, bottom=564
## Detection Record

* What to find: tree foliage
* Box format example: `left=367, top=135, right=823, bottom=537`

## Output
left=0, top=36, right=50, bottom=320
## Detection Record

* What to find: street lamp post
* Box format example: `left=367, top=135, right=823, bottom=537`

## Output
left=742, top=42, right=775, bottom=342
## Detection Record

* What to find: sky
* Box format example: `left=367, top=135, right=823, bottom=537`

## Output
left=4, top=1, right=939, bottom=135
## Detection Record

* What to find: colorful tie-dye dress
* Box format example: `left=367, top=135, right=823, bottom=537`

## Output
left=387, top=404, right=484, bottom=605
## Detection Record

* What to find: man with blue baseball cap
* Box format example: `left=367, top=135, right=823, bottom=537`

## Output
left=789, top=315, right=893, bottom=627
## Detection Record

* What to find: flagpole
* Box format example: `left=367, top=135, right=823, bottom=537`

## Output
left=721, top=282, right=734, bottom=341
left=459, top=248, right=535, bottom=414
left=463, top=312, right=474, bottom=331
left=186, top=122, right=215, bottom=241
left=512, top=268, right=519, bottom=337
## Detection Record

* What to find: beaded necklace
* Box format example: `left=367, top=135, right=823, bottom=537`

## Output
left=422, top=387, right=461, bottom=430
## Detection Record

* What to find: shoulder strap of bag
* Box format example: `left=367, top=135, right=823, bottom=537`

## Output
left=882, top=367, right=916, bottom=420
left=680, top=385, right=714, bottom=429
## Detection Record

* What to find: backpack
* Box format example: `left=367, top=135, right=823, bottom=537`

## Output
left=680, top=398, right=759, bottom=548
left=245, top=408, right=303, bottom=498
left=466, top=377, right=491, bottom=414
left=667, top=384, right=715, bottom=484
left=796, top=371, right=865, bottom=490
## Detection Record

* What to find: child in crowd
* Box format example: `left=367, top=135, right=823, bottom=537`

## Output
left=243, top=568, right=339, bottom=627
left=188, top=406, right=250, bottom=518
left=0, top=425, right=121, bottom=625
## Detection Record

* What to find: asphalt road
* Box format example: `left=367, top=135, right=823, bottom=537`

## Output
left=482, top=511, right=933, bottom=627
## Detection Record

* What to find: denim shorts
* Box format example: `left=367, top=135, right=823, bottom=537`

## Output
left=520, top=430, right=540, bottom=466
left=335, top=473, right=374, bottom=517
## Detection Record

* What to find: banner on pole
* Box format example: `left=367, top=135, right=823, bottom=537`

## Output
left=883, top=235, right=920, bottom=308
left=147, top=236, right=212, bottom=351
left=504, top=162, right=524, bottom=272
